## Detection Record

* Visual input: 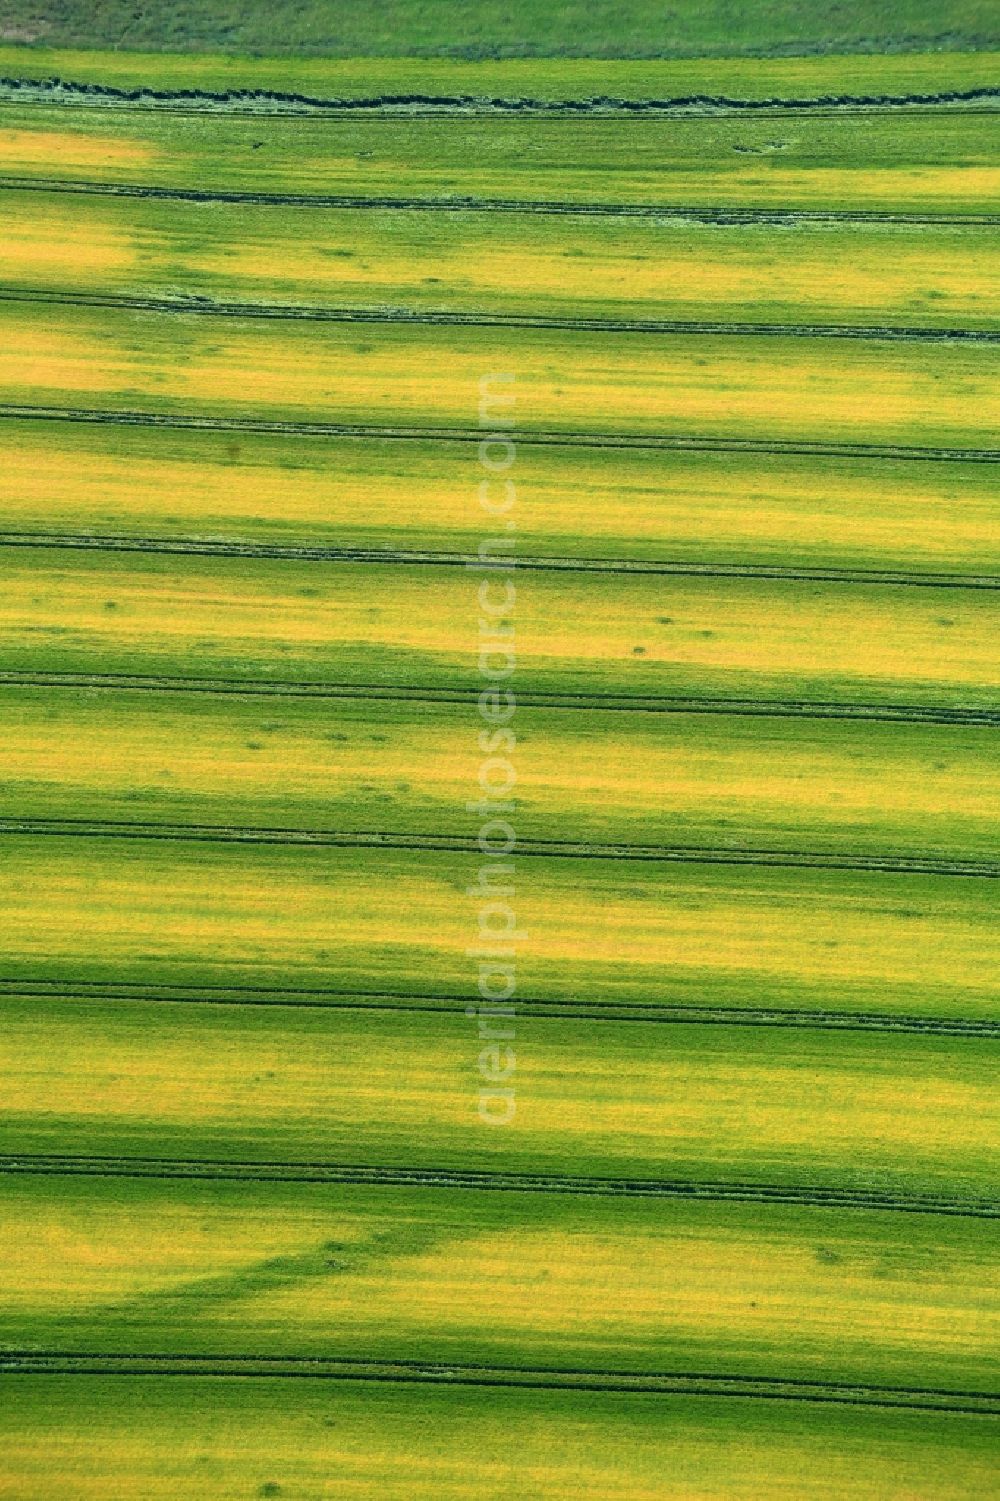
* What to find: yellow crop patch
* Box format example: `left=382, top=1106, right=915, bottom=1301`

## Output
left=0, top=125, right=159, bottom=172
left=0, top=199, right=140, bottom=281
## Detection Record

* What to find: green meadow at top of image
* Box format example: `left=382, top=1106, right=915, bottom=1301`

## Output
left=0, top=0, right=996, bottom=59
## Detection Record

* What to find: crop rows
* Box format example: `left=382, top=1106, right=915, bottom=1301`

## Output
left=0, top=41, right=997, bottom=1500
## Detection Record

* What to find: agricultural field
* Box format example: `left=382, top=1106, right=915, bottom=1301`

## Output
left=2, top=834, right=999, bottom=1018
left=4, top=295, right=1000, bottom=446
left=2, top=547, right=999, bottom=707
left=0, top=25, right=997, bottom=1501
left=3, top=1171, right=998, bottom=1386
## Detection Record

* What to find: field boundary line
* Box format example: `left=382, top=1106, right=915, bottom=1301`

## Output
left=1, top=76, right=998, bottom=117
left=1, top=177, right=997, bottom=226
left=1, top=817, right=997, bottom=877
left=0, top=1153, right=996, bottom=1217
left=1, top=404, right=997, bottom=462
left=2, top=980, right=993, bottom=1035
left=1, top=671, right=995, bottom=724
left=5, top=287, right=999, bottom=343
left=0, top=1352, right=997, bottom=1412
left=1, top=530, right=996, bottom=588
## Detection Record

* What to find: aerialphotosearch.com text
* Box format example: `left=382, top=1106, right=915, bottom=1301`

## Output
left=468, top=372, right=520, bottom=1126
